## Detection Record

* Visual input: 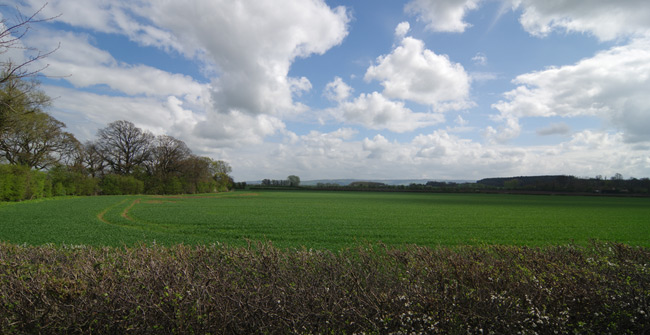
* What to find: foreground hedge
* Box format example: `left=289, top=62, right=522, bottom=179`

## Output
left=0, top=242, right=648, bottom=334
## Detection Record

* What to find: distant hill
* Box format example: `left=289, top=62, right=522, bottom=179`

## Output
left=247, top=179, right=475, bottom=186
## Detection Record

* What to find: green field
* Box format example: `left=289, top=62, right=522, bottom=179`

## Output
left=1, top=191, right=648, bottom=249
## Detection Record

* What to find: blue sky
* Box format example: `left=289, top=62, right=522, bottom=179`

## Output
left=3, top=0, right=650, bottom=181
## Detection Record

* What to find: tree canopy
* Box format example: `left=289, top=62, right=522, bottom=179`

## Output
left=95, top=120, right=155, bottom=175
left=0, top=74, right=234, bottom=199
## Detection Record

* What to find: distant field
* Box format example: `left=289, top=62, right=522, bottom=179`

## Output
left=1, top=191, right=648, bottom=248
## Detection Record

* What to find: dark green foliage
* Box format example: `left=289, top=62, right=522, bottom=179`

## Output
left=191, top=179, right=217, bottom=194
left=0, top=241, right=647, bottom=334
left=47, top=165, right=98, bottom=196
left=99, top=174, right=144, bottom=195
left=478, top=175, right=650, bottom=193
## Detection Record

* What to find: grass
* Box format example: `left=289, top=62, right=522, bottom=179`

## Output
left=1, top=191, right=649, bottom=248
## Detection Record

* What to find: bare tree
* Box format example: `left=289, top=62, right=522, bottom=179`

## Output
left=81, top=141, right=107, bottom=178
left=151, top=135, right=192, bottom=176
left=96, top=120, right=154, bottom=175
left=1, top=3, right=60, bottom=84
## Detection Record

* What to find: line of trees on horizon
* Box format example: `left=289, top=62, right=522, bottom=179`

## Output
left=250, top=174, right=650, bottom=195
left=259, top=175, right=301, bottom=188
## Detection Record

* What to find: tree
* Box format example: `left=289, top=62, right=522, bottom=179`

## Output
left=1, top=4, right=59, bottom=84
left=80, top=141, right=107, bottom=178
left=151, top=135, right=192, bottom=176
left=179, top=155, right=216, bottom=193
left=209, top=159, right=231, bottom=175
left=0, top=111, right=78, bottom=169
left=96, top=120, right=154, bottom=175
left=1, top=71, right=51, bottom=136
left=287, top=175, right=300, bottom=187
left=210, top=159, right=233, bottom=191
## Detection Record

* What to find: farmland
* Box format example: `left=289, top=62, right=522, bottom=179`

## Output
left=1, top=191, right=648, bottom=249
left=1, top=190, right=649, bottom=333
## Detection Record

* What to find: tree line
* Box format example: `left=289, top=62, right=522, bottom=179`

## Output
left=0, top=71, right=233, bottom=201
left=294, top=175, right=650, bottom=195
left=260, top=175, right=301, bottom=187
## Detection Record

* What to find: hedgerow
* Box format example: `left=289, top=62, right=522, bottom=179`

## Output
left=0, top=241, right=647, bottom=334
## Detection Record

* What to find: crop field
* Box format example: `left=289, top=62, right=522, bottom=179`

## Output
left=1, top=191, right=648, bottom=249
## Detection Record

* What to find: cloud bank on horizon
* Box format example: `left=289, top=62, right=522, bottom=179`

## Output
left=3, top=0, right=650, bottom=181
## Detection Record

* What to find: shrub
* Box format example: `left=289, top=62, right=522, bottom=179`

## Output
left=100, top=174, right=144, bottom=195
left=47, top=166, right=99, bottom=196
left=0, top=241, right=647, bottom=334
left=0, top=164, right=50, bottom=201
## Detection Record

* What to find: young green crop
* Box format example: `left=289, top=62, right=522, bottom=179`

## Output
left=1, top=191, right=648, bottom=248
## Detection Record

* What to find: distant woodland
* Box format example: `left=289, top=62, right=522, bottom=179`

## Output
left=254, top=175, right=650, bottom=195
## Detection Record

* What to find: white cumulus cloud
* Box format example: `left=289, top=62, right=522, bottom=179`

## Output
left=492, top=38, right=650, bottom=143
left=365, top=36, right=472, bottom=110
left=139, top=0, right=350, bottom=117
left=334, top=92, right=444, bottom=133
left=513, top=0, right=650, bottom=41
left=323, top=77, right=353, bottom=102
left=405, top=0, right=481, bottom=33
left=395, top=21, right=411, bottom=38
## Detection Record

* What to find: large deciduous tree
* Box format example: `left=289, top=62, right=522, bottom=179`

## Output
left=151, top=135, right=192, bottom=177
left=0, top=72, right=51, bottom=135
left=81, top=141, right=107, bottom=178
left=96, top=120, right=154, bottom=175
left=0, top=74, right=76, bottom=170
left=0, top=109, right=78, bottom=170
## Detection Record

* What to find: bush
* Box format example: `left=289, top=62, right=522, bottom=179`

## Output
left=0, top=164, right=50, bottom=201
left=0, top=241, right=647, bottom=334
left=100, top=174, right=144, bottom=195
left=47, top=166, right=99, bottom=196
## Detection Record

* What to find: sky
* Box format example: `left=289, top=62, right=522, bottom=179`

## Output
left=2, top=0, right=650, bottom=181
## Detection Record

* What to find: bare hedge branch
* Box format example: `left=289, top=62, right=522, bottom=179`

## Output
left=0, top=241, right=648, bottom=334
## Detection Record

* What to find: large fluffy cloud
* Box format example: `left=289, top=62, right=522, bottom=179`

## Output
left=138, top=0, right=350, bottom=116
left=405, top=0, right=481, bottom=33
left=492, top=38, right=650, bottom=142
left=365, top=35, right=472, bottom=111
left=19, top=0, right=350, bottom=144
left=326, top=25, right=471, bottom=133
